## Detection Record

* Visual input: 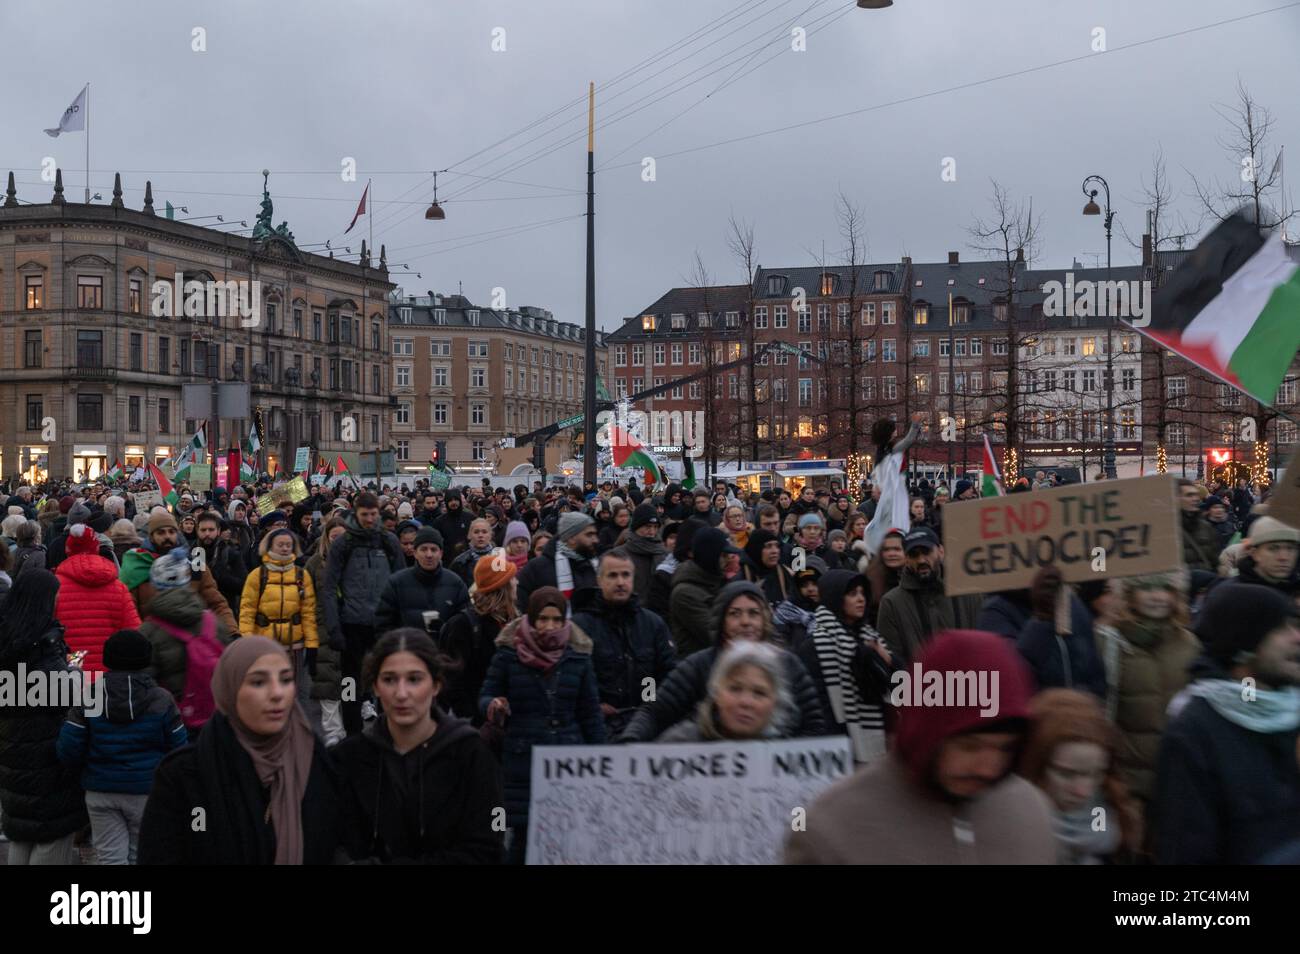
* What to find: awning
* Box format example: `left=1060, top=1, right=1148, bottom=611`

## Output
left=714, top=468, right=770, bottom=478
left=776, top=467, right=843, bottom=477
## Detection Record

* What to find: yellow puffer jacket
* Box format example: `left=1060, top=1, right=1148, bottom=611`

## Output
left=239, top=555, right=319, bottom=649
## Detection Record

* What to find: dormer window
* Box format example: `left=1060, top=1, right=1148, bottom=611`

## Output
left=698, top=312, right=711, bottom=329
left=766, top=276, right=783, bottom=296
left=398, top=306, right=411, bottom=324
left=468, top=309, right=480, bottom=326
left=820, top=272, right=836, bottom=296
left=433, top=308, right=446, bottom=324
left=642, top=315, right=656, bottom=332
left=671, top=313, right=686, bottom=330
left=873, top=270, right=890, bottom=292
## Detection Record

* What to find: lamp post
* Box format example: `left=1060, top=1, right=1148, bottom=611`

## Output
left=1082, top=175, right=1116, bottom=479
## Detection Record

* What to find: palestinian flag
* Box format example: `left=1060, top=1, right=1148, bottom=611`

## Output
left=336, top=455, right=350, bottom=474
left=1140, top=212, right=1300, bottom=404
left=148, top=461, right=179, bottom=506
left=981, top=434, right=1003, bottom=498
left=104, top=459, right=124, bottom=485
left=609, top=425, right=663, bottom=488
left=682, top=452, right=697, bottom=491
left=172, top=422, right=207, bottom=482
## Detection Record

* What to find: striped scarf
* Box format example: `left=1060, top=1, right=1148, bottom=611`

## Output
left=811, top=605, right=886, bottom=764
left=555, top=541, right=597, bottom=598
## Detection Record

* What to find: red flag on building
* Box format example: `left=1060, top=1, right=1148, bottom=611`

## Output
left=345, top=181, right=369, bottom=234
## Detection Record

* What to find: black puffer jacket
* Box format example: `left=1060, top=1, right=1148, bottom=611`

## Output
left=620, top=582, right=827, bottom=742
left=977, top=591, right=1107, bottom=699
left=331, top=713, right=503, bottom=864
left=0, top=622, right=88, bottom=843
left=569, top=587, right=676, bottom=735
left=373, top=564, right=469, bottom=638
left=439, top=604, right=507, bottom=724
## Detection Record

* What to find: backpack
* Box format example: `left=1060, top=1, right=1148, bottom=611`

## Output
left=151, top=611, right=222, bottom=729
left=255, top=563, right=306, bottom=631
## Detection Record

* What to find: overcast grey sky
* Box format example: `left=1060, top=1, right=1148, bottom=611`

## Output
left=3, top=0, right=1296, bottom=329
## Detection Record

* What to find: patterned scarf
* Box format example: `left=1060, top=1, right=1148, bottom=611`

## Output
left=514, top=614, right=571, bottom=672
left=555, top=541, right=597, bottom=598
left=811, top=605, right=886, bottom=764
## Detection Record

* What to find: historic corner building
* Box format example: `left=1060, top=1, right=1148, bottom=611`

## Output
left=0, top=172, right=394, bottom=482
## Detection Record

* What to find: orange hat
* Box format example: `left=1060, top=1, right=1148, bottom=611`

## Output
left=474, top=552, right=517, bottom=594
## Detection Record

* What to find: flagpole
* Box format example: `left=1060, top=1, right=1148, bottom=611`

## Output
left=84, top=83, right=91, bottom=203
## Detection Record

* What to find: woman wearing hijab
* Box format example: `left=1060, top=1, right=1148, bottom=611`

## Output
left=798, top=569, right=897, bottom=765
left=0, top=570, right=87, bottom=863
left=332, top=629, right=503, bottom=864
left=138, top=637, right=342, bottom=864
left=479, top=587, right=604, bottom=863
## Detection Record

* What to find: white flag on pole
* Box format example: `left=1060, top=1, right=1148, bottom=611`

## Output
left=44, top=85, right=88, bottom=137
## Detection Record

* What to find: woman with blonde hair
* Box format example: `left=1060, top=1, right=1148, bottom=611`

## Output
left=440, top=554, right=520, bottom=725
left=1019, top=688, right=1143, bottom=864
left=723, top=504, right=750, bottom=550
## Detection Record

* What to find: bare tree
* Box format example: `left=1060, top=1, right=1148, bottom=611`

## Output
left=727, top=213, right=762, bottom=462
left=685, top=250, right=723, bottom=479
left=966, top=180, right=1044, bottom=476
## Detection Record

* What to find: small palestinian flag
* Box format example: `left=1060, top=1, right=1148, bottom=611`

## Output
left=1141, top=212, right=1300, bottom=404
left=682, top=452, right=697, bottom=491
left=336, top=455, right=350, bottom=473
left=981, top=434, right=1003, bottom=498
left=609, top=425, right=663, bottom=488
left=148, top=461, right=178, bottom=506
left=105, top=459, right=124, bottom=485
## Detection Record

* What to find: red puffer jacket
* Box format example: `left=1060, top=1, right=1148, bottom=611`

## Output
left=54, top=526, right=141, bottom=673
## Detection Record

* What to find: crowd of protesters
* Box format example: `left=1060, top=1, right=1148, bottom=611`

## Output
left=0, top=433, right=1297, bottom=866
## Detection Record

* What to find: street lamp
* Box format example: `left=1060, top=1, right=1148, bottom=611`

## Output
left=424, top=170, right=446, bottom=220
left=1082, top=174, right=1116, bottom=479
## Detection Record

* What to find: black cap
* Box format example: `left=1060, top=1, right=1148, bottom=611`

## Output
left=1196, top=581, right=1299, bottom=666
left=903, top=525, right=940, bottom=552
left=630, top=502, right=660, bottom=530
left=414, top=526, right=444, bottom=549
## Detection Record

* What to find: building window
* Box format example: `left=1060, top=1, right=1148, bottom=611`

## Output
left=129, top=333, right=143, bottom=371
left=392, top=337, right=412, bottom=356
left=468, top=339, right=489, bottom=358
left=883, top=376, right=897, bottom=400
left=394, top=439, right=409, bottom=461
left=129, top=277, right=143, bottom=314
left=881, top=302, right=895, bottom=325
left=293, top=308, right=303, bottom=338
left=882, top=339, right=896, bottom=362
left=670, top=313, right=686, bottom=330
left=1122, top=368, right=1135, bottom=391
left=26, top=395, right=42, bottom=432
left=670, top=343, right=683, bottom=365
left=953, top=303, right=970, bottom=324
left=1082, top=337, right=1097, bottom=356
left=1064, top=338, right=1078, bottom=356
left=641, top=315, right=656, bottom=332
left=156, top=398, right=169, bottom=433
left=991, top=338, right=1009, bottom=356
left=914, top=373, right=930, bottom=395
left=77, top=329, right=103, bottom=367
left=24, top=330, right=42, bottom=368
left=689, top=382, right=702, bottom=399
left=471, top=367, right=486, bottom=388
left=1082, top=370, right=1096, bottom=392
left=77, top=393, right=103, bottom=430
left=1167, top=422, right=1187, bottom=446
left=913, top=338, right=930, bottom=358
left=395, top=365, right=411, bottom=388
left=396, top=402, right=411, bottom=425
left=78, top=275, right=103, bottom=309
left=632, top=345, right=644, bottom=367
left=938, top=338, right=950, bottom=358
left=472, top=440, right=486, bottom=461
left=914, top=304, right=929, bottom=326
left=774, top=306, right=788, bottom=329
left=1277, top=420, right=1297, bottom=445
left=313, top=312, right=322, bottom=340
left=25, top=274, right=43, bottom=309
left=954, top=338, right=967, bottom=357
left=1276, top=377, right=1296, bottom=405
left=471, top=402, right=486, bottom=426
left=128, top=395, right=141, bottom=432
left=798, top=310, right=811, bottom=334
left=798, top=342, right=811, bottom=369
left=798, top=379, right=812, bottom=407
left=430, top=339, right=451, bottom=357
left=433, top=402, right=448, bottom=426
left=615, top=345, right=626, bottom=367
left=969, top=337, right=982, bottom=356
left=653, top=343, right=665, bottom=365
left=1167, top=376, right=1187, bottom=408
left=754, top=306, right=768, bottom=329
left=698, top=312, right=711, bottom=329
left=689, top=343, right=701, bottom=364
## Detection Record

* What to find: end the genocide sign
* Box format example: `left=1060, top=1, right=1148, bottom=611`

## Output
left=943, top=474, right=1183, bottom=597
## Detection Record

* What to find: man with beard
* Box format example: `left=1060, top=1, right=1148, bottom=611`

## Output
left=875, top=526, right=981, bottom=664
left=195, top=510, right=248, bottom=615
left=449, top=518, right=498, bottom=586
left=1156, top=583, right=1300, bottom=863
left=785, top=630, right=1054, bottom=864
left=1178, top=479, right=1224, bottom=578
left=570, top=549, right=676, bottom=736
left=118, top=508, right=238, bottom=632
left=417, top=491, right=441, bottom=527
left=1230, top=516, right=1300, bottom=598
left=621, top=503, right=666, bottom=604
left=434, top=490, right=474, bottom=559
left=322, top=492, right=406, bottom=734
left=515, top=511, right=600, bottom=610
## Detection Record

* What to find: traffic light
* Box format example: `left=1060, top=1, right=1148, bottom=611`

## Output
left=430, top=440, right=446, bottom=470
left=533, top=440, right=546, bottom=471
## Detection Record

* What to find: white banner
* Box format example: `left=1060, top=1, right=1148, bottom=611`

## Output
left=526, top=736, right=852, bottom=865
left=44, top=84, right=88, bottom=137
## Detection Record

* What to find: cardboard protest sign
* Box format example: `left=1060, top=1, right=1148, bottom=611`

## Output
left=526, top=737, right=852, bottom=865
left=1266, top=444, right=1300, bottom=530
left=255, top=477, right=309, bottom=516
left=133, top=490, right=164, bottom=511
left=428, top=470, right=451, bottom=491
left=293, top=446, right=312, bottom=474
left=188, top=464, right=211, bottom=493
left=942, top=474, right=1182, bottom=597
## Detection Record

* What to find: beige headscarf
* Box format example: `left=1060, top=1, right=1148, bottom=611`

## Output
left=211, top=636, right=315, bottom=865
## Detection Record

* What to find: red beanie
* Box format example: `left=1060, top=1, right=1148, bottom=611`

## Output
left=59, top=495, right=76, bottom=515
